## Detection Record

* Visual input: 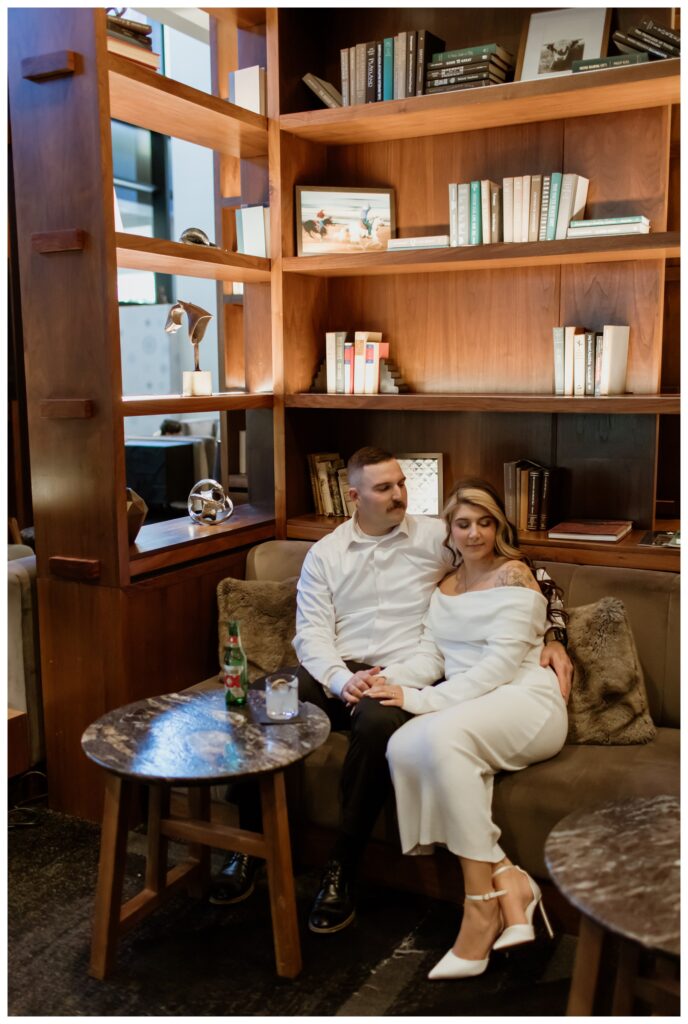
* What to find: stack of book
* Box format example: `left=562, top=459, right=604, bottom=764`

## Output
left=503, top=459, right=555, bottom=532
left=547, top=520, right=633, bottom=543
left=552, top=324, right=630, bottom=396
left=339, top=30, right=445, bottom=104
left=325, top=331, right=390, bottom=394
left=573, top=51, right=649, bottom=73
left=307, top=453, right=355, bottom=517
left=229, top=66, right=267, bottom=114
left=426, top=43, right=515, bottom=95
left=106, top=13, right=159, bottom=71
left=566, top=215, right=650, bottom=238
left=448, top=171, right=589, bottom=246
left=235, top=205, right=270, bottom=258
left=612, top=17, right=680, bottom=60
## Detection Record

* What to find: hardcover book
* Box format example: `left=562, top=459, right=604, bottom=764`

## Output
left=599, top=324, right=630, bottom=395
left=432, top=43, right=514, bottom=64
left=416, top=30, right=446, bottom=93
left=547, top=520, right=633, bottom=542
left=457, top=183, right=471, bottom=246
left=573, top=52, right=649, bottom=71
left=502, top=177, right=514, bottom=244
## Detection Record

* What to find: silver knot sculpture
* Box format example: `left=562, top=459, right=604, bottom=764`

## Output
left=164, top=300, right=213, bottom=373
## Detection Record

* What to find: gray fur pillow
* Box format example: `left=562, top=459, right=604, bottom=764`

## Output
left=217, top=577, right=298, bottom=682
left=566, top=597, right=656, bottom=745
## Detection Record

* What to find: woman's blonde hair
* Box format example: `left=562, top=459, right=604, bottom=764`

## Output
left=442, top=478, right=521, bottom=564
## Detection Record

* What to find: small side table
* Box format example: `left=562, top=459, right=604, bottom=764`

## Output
left=545, top=795, right=680, bottom=1016
left=82, top=688, right=330, bottom=980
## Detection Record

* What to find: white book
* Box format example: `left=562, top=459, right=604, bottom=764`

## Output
left=599, top=325, right=630, bottom=395
left=457, top=183, right=471, bottom=246
left=567, top=222, right=650, bottom=237
left=237, top=204, right=269, bottom=257
left=480, top=180, right=493, bottom=244
left=563, top=325, right=586, bottom=396
left=325, top=332, right=337, bottom=394
left=512, top=176, right=523, bottom=243
left=353, top=331, right=382, bottom=394
left=228, top=65, right=266, bottom=114
left=553, top=326, right=565, bottom=395
left=502, top=178, right=514, bottom=243
left=556, top=173, right=590, bottom=240
left=448, top=183, right=458, bottom=246
left=573, top=332, right=586, bottom=395
left=388, top=235, right=450, bottom=248
left=520, top=175, right=531, bottom=244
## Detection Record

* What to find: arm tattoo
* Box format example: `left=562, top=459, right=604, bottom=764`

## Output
left=498, top=565, right=534, bottom=589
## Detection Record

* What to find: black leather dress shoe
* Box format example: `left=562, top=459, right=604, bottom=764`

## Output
left=308, top=859, right=356, bottom=934
left=209, top=852, right=260, bottom=905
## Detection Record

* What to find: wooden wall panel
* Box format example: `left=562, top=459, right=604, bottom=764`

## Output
left=282, top=275, right=331, bottom=393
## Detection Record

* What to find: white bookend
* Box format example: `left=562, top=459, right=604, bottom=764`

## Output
left=228, top=65, right=266, bottom=114
left=457, top=183, right=471, bottom=246
left=573, top=331, right=586, bottom=395
left=502, top=178, right=514, bottom=243
left=325, top=332, right=337, bottom=394
left=552, top=326, right=565, bottom=395
left=513, top=176, right=523, bottom=243
left=448, top=183, right=458, bottom=246
left=599, top=325, right=630, bottom=395
left=520, top=175, right=531, bottom=244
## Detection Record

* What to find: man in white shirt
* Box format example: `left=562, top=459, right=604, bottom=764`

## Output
left=211, top=447, right=572, bottom=933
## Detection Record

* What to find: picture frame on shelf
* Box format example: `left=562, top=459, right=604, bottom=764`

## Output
left=396, top=453, right=444, bottom=516
left=516, top=8, right=611, bottom=82
left=295, top=185, right=395, bottom=256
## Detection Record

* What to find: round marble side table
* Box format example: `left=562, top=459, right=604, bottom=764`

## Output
left=545, top=795, right=680, bottom=1016
left=82, top=688, right=330, bottom=981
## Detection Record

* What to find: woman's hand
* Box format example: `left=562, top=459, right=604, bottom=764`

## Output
left=363, top=682, right=405, bottom=708
left=541, top=641, right=573, bottom=703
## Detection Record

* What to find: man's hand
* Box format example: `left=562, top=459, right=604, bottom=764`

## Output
left=541, top=641, right=573, bottom=703
left=340, top=666, right=383, bottom=705
left=363, top=682, right=405, bottom=708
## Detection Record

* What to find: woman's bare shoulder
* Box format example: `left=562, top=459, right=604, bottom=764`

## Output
left=494, top=559, right=540, bottom=591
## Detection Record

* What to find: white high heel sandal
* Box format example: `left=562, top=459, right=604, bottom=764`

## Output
left=427, top=888, right=506, bottom=980
left=491, top=864, right=554, bottom=951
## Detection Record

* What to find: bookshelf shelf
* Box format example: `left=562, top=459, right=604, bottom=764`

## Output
left=285, top=393, right=680, bottom=414
left=279, top=60, right=680, bottom=146
left=129, top=503, right=276, bottom=577
left=116, top=233, right=270, bottom=282
left=108, top=53, right=267, bottom=157
left=121, top=392, right=274, bottom=417
left=282, top=233, right=680, bottom=279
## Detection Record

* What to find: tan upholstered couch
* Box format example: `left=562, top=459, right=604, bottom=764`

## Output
left=239, top=540, right=680, bottom=881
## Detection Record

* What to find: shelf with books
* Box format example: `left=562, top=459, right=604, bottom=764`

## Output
left=518, top=529, right=679, bottom=573
left=108, top=53, right=268, bottom=158
left=279, top=60, right=679, bottom=146
left=285, top=393, right=680, bottom=414
left=115, top=233, right=271, bottom=283
left=121, top=392, right=274, bottom=417
left=129, top=503, right=276, bottom=577
left=281, top=233, right=679, bottom=278
left=285, top=513, right=349, bottom=542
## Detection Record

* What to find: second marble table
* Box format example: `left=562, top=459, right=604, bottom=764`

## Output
left=82, top=687, right=330, bottom=980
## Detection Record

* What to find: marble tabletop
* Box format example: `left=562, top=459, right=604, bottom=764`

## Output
left=81, top=688, right=331, bottom=784
left=545, top=795, right=679, bottom=956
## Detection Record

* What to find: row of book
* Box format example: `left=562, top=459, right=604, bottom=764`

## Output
left=503, top=459, right=555, bottom=532
left=553, top=325, right=629, bottom=397
left=324, top=331, right=390, bottom=395
left=424, top=42, right=514, bottom=95
left=612, top=16, right=680, bottom=61
left=106, top=12, right=160, bottom=71
left=448, top=172, right=589, bottom=246
left=308, top=453, right=355, bottom=517
left=338, top=30, right=446, bottom=105
left=235, top=205, right=270, bottom=258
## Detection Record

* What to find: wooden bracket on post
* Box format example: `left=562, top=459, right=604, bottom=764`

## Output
left=32, top=229, right=88, bottom=254
left=21, top=50, right=80, bottom=82
left=49, top=557, right=102, bottom=581
left=40, top=399, right=95, bottom=419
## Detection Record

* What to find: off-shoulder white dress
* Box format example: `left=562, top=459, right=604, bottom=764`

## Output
left=384, top=586, right=569, bottom=862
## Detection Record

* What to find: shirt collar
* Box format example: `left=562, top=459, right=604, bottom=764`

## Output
left=346, top=512, right=411, bottom=549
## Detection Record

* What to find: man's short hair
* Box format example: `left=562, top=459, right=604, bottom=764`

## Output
left=347, top=446, right=396, bottom=484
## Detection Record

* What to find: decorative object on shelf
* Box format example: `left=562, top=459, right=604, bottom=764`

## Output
left=125, top=487, right=148, bottom=544
left=395, top=453, right=444, bottom=515
left=179, top=227, right=217, bottom=247
left=106, top=8, right=160, bottom=71
left=639, top=529, right=680, bottom=547
left=187, top=479, right=234, bottom=525
left=516, top=8, right=611, bottom=82
left=164, top=300, right=214, bottom=397
left=379, top=358, right=408, bottom=394
left=295, top=186, right=394, bottom=256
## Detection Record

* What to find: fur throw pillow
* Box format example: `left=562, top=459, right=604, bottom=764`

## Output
left=217, top=577, right=298, bottom=682
left=566, top=597, right=656, bottom=745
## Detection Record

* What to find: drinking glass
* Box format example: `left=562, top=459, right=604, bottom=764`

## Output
left=265, top=672, right=299, bottom=721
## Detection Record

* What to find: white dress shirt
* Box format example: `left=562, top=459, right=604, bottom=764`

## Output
left=294, top=514, right=452, bottom=697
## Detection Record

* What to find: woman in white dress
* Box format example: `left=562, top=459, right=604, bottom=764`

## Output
left=363, top=480, right=569, bottom=980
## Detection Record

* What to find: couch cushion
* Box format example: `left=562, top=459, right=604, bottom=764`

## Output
left=216, top=577, right=298, bottom=682
left=566, top=597, right=656, bottom=745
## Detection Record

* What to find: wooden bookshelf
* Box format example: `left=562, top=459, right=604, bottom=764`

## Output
left=282, top=233, right=679, bottom=279
left=115, top=233, right=270, bottom=283
left=108, top=53, right=267, bottom=157
left=285, top=393, right=680, bottom=414
left=121, top=392, right=273, bottom=417
left=280, top=60, right=680, bottom=146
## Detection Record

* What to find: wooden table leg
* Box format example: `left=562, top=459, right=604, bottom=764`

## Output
left=186, top=786, right=211, bottom=897
left=89, top=773, right=131, bottom=979
left=260, top=770, right=302, bottom=979
left=145, top=784, right=169, bottom=894
left=612, top=937, right=640, bottom=1015
left=567, top=915, right=605, bottom=1015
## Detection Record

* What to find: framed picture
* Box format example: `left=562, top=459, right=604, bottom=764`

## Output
left=396, top=453, right=444, bottom=516
left=295, top=186, right=395, bottom=256
left=516, top=8, right=611, bottom=82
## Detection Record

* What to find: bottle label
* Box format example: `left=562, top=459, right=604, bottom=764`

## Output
left=223, top=669, right=246, bottom=702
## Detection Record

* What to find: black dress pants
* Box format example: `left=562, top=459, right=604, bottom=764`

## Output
left=230, top=661, right=413, bottom=863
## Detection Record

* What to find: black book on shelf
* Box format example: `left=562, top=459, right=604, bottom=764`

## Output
left=637, top=16, right=680, bottom=49
left=628, top=25, right=680, bottom=57
left=416, top=30, right=446, bottom=94
left=365, top=40, right=377, bottom=103
left=612, top=29, right=673, bottom=59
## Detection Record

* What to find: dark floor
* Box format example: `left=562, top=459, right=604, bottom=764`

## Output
left=8, top=803, right=576, bottom=1016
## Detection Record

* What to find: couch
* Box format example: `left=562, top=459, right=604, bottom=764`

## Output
left=237, top=540, right=679, bottom=882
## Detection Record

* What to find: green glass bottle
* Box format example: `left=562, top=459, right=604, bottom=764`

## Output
left=221, top=619, right=249, bottom=707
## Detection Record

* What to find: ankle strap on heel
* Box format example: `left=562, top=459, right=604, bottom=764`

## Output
left=492, top=864, right=520, bottom=880
left=464, top=889, right=507, bottom=902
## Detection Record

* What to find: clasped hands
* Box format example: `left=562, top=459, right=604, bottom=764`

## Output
left=341, top=667, right=404, bottom=708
